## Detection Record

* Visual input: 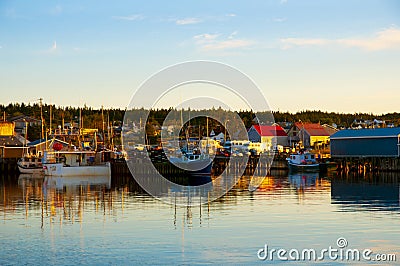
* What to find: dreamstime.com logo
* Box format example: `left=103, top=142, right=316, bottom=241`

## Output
left=257, top=237, right=397, bottom=262
left=122, top=61, right=275, bottom=206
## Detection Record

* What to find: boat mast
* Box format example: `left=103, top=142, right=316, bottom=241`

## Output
left=78, top=107, right=82, bottom=150
left=39, top=98, right=44, bottom=140
left=24, top=119, right=28, bottom=154
left=101, top=106, right=105, bottom=146
left=206, top=116, right=209, bottom=154
left=107, top=111, right=111, bottom=148
left=49, top=103, right=52, bottom=135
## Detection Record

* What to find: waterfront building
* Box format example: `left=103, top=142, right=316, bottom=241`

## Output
left=9, top=115, right=41, bottom=134
left=287, top=122, right=333, bottom=149
left=247, top=125, right=288, bottom=149
left=0, top=122, right=24, bottom=159
left=330, top=128, right=400, bottom=158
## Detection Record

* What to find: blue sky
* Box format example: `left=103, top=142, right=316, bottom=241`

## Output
left=1, top=0, right=400, bottom=113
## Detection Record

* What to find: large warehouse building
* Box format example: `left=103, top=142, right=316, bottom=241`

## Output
left=330, top=128, right=400, bottom=158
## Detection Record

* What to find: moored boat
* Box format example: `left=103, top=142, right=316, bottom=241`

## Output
left=17, top=156, right=44, bottom=174
left=286, top=152, right=320, bottom=172
left=42, top=150, right=111, bottom=177
left=169, top=152, right=212, bottom=178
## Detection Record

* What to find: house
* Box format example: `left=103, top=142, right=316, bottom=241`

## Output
left=247, top=125, right=288, bottom=149
left=322, top=124, right=339, bottom=136
left=287, top=122, right=332, bottom=149
left=0, top=121, right=25, bottom=159
left=0, top=136, right=24, bottom=159
left=0, top=121, right=15, bottom=136
left=373, top=119, right=386, bottom=128
left=9, top=115, right=41, bottom=134
left=330, top=128, right=400, bottom=158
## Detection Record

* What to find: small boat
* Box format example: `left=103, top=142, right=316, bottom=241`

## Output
left=286, top=152, right=320, bottom=172
left=17, top=156, right=44, bottom=174
left=42, top=150, right=111, bottom=177
left=169, top=152, right=212, bottom=178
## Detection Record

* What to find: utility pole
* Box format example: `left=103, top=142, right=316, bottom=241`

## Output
left=62, top=111, right=65, bottom=134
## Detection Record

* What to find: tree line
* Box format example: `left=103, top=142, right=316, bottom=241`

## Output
left=1, top=103, right=399, bottom=141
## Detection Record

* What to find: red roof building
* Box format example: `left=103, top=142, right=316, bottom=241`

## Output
left=248, top=125, right=288, bottom=147
left=287, top=122, right=336, bottom=148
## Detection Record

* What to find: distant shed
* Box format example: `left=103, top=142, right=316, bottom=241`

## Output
left=330, top=128, right=400, bottom=158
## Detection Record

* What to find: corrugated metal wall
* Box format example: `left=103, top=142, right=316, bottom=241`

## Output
left=331, top=137, right=399, bottom=157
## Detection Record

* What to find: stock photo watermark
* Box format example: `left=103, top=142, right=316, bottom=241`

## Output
left=257, top=237, right=397, bottom=262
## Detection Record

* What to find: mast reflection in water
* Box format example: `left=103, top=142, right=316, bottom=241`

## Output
left=0, top=171, right=398, bottom=265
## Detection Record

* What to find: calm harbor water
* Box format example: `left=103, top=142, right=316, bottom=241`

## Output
left=0, top=171, right=399, bottom=265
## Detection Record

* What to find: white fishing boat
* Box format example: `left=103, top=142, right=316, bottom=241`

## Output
left=42, top=150, right=111, bottom=177
left=286, top=152, right=320, bottom=172
left=17, top=156, right=44, bottom=174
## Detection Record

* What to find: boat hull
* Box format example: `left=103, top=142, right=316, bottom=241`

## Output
left=169, top=157, right=212, bottom=178
left=288, top=162, right=320, bottom=172
left=184, top=162, right=212, bottom=178
left=17, top=164, right=44, bottom=174
left=43, top=162, right=111, bottom=177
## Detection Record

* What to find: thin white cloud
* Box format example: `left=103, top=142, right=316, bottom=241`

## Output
left=280, top=0, right=288, bottom=4
left=280, top=37, right=328, bottom=49
left=194, top=33, right=254, bottom=51
left=338, top=27, right=400, bottom=51
left=203, top=39, right=254, bottom=51
left=280, top=27, right=400, bottom=51
left=194, top=33, right=220, bottom=43
left=226, top=13, right=236, bottom=17
left=273, top=17, right=287, bottom=23
left=50, top=41, right=57, bottom=52
left=112, top=14, right=144, bottom=21
left=228, top=31, right=238, bottom=39
left=176, top=17, right=201, bottom=25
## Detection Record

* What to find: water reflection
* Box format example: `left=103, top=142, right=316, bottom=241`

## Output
left=288, top=172, right=318, bottom=189
left=43, top=175, right=111, bottom=190
left=0, top=172, right=399, bottom=265
left=331, top=173, right=400, bottom=212
left=2, top=172, right=399, bottom=222
left=1, top=174, right=116, bottom=228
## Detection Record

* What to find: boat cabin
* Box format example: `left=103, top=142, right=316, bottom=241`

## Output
left=289, top=153, right=317, bottom=165
left=43, top=151, right=98, bottom=166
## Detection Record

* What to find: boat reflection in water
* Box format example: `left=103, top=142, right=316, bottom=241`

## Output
left=16, top=174, right=114, bottom=226
left=288, top=172, right=319, bottom=190
left=43, top=175, right=111, bottom=190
